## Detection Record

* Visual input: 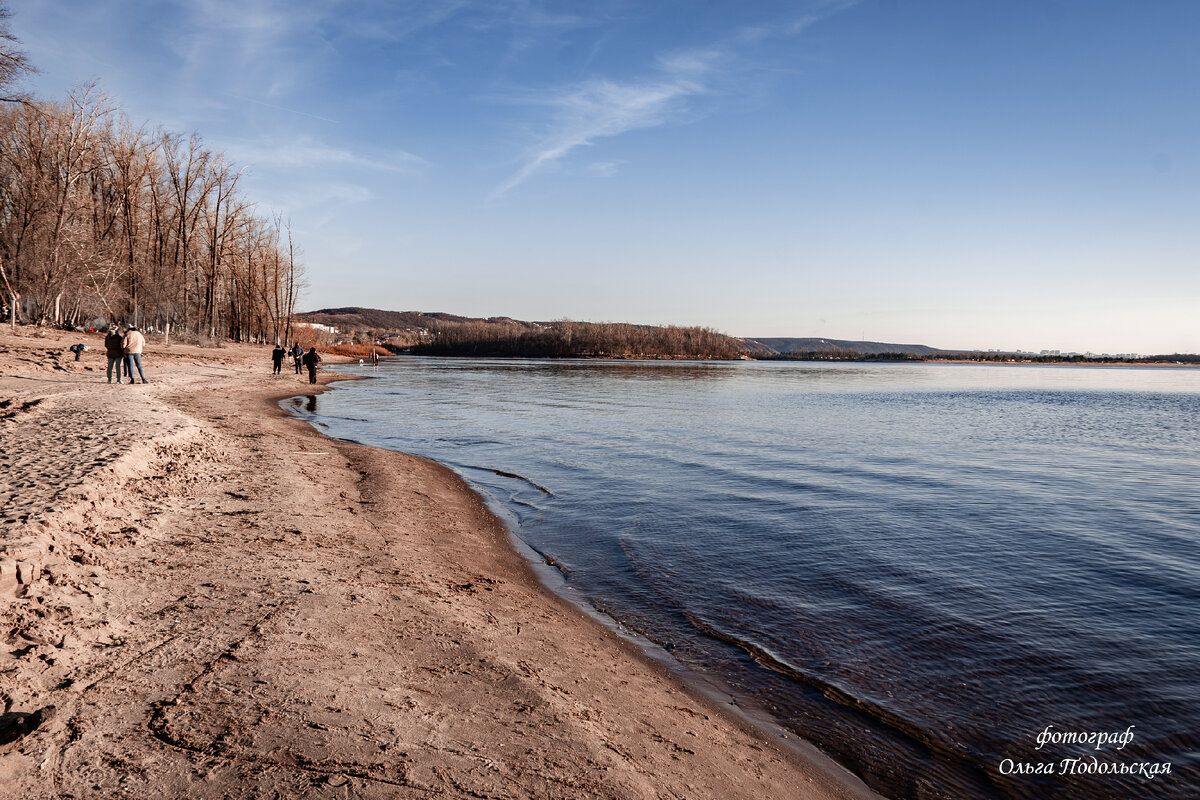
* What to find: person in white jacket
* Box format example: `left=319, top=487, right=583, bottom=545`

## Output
left=123, top=325, right=148, bottom=384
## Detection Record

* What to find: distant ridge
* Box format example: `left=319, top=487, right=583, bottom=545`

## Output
left=745, top=337, right=953, bottom=357
left=297, top=307, right=743, bottom=359
left=297, top=309, right=962, bottom=358
left=297, top=307, right=517, bottom=331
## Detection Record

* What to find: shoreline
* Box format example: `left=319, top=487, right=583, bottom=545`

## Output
left=289, top=371, right=874, bottom=795
left=297, top=395, right=879, bottom=800
left=1, top=327, right=879, bottom=799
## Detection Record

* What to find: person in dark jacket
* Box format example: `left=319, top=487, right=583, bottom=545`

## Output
left=104, top=325, right=125, bottom=383
left=301, top=347, right=321, bottom=384
left=291, top=343, right=304, bottom=374
left=271, top=345, right=285, bottom=374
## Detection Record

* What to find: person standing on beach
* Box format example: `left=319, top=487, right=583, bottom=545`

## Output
left=301, top=347, right=321, bottom=384
left=271, top=344, right=285, bottom=374
left=104, top=325, right=125, bottom=383
left=123, top=325, right=148, bottom=384
left=291, top=343, right=303, bottom=374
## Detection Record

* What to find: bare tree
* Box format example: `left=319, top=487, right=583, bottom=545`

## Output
left=0, top=1, right=33, bottom=329
left=0, top=51, right=306, bottom=342
left=0, top=3, right=32, bottom=103
left=38, top=85, right=111, bottom=325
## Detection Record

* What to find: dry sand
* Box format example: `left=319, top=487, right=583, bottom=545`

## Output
left=0, top=327, right=879, bottom=799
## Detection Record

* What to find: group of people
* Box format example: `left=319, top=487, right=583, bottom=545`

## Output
left=272, top=343, right=322, bottom=384
left=104, top=324, right=148, bottom=384
left=76, top=327, right=332, bottom=386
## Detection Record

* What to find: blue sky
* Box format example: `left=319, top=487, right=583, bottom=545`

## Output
left=13, top=0, right=1199, bottom=353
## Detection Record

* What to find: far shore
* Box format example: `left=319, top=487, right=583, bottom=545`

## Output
left=753, top=356, right=1200, bottom=366
left=1, top=325, right=879, bottom=799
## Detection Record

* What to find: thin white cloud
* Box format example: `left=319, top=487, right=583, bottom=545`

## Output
left=489, top=8, right=846, bottom=199
left=223, top=93, right=340, bottom=124
left=732, top=15, right=822, bottom=47
left=332, top=0, right=476, bottom=42
left=286, top=182, right=374, bottom=209
left=334, top=0, right=593, bottom=44
left=586, top=160, right=623, bottom=178
left=490, top=63, right=713, bottom=200
left=223, top=136, right=427, bottom=174
left=159, top=0, right=333, bottom=104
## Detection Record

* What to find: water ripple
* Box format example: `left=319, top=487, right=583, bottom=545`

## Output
left=300, top=359, right=1200, bottom=800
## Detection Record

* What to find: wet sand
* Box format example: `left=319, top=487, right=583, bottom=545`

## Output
left=0, top=327, right=878, bottom=799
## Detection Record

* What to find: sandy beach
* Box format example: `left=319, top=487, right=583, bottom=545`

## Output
left=0, top=327, right=877, bottom=799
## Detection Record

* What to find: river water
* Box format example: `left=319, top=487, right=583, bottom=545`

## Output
left=288, top=358, right=1200, bottom=799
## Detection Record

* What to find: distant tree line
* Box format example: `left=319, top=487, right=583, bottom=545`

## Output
left=1143, top=353, right=1200, bottom=363
left=411, top=319, right=746, bottom=359
left=757, top=348, right=924, bottom=361
left=928, top=353, right=1183, bottom=364
left=298, top=307, right=476, bottom=331
left=760, top=351, right=1198, bottom=364
left=0, top=7, right=304, bottom=343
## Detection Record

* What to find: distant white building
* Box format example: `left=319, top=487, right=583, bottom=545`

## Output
left=293, top=322, right=338, bottom=335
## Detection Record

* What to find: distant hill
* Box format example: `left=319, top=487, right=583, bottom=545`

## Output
left=297, top=309, right=969, bottom=359
left=745, top=337, right=953, bottom=357
left=297, top=307, right=744, bottom=359
left=297, top=307, right=510, bottom=331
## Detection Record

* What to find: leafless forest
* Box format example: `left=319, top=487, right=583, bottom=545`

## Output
left=297, top=308, right=749, bottom=360
left=413, top=319, right=746, bottom=359
left=0, top=8, right=738, bottom=360
left=0, top=7, right=304, bottom=344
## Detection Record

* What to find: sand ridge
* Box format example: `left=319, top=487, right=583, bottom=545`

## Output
left=0, top=327, right=877, bottom=799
